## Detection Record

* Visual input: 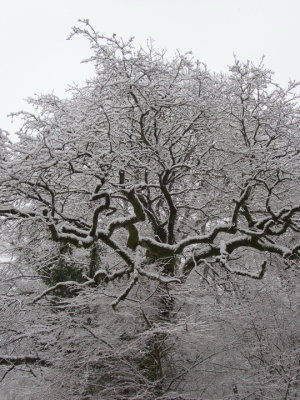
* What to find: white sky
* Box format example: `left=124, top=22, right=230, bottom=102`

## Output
left=1, top=0, right=300, bottom=135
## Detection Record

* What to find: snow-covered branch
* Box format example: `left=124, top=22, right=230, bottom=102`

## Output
left=0, top=356, right=52, bottom=367
left=32, top=281, right=87, bottom=303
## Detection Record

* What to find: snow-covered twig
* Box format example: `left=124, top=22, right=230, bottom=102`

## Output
left=222, top=260, right=267, bottom=280
left=136, top=265, right=181, bottom=284
left=32, top=281, right=86, bottom=303
left=216, top=240, right=267, bottom=279
left=111, top=270, right=139, bottom=309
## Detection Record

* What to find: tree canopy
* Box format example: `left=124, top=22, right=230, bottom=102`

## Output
left=0, top=20, right=299, bottom=400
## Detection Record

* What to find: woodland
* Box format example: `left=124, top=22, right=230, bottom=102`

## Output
left=0, top=20, right=299, bottom=399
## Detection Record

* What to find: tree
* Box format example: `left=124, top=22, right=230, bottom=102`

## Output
left=0, top=20, right=299, bottom=399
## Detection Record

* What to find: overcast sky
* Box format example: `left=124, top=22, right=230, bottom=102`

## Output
left=1, top=0, right=300, bottom=135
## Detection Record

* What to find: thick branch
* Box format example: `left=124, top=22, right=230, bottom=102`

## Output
left=107, top=189, right=145, bottom=235
left=90, top=192, right=110, bottom=236
left=183, top=235, right=297, bottom=276
left=160, top=173, right=177, bottom=244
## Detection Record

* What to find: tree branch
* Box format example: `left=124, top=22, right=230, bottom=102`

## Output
left=0, top=356, right=52, bottom=367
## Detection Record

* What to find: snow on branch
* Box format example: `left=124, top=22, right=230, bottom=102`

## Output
left=92, top=265, right=133, bottom=284
left=174, top=223, right=236, bottom=254
left=111, top=269, right=139, bottom=309
left=0, top=207, right=37, bottom=219
left=183, top=233, right=296, bottom=276
left=0, top=355, right=52, bottom=367
left=32, top=281, right=88, bottom=303
left=216, top=240, right=267, bottom=279
left=231, top=183, right=253, bottom=226
left=107, top=189, right=145, bottom=235
left=238, top=220, right=274, bottom=236
left=222, top=260, right=267, bottom=280
left=136, top=265, right=181, bottom=284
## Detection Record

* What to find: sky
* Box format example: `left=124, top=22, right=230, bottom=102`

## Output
left=1, top=0, right=300, bottom=135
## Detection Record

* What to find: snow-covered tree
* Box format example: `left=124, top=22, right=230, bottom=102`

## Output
left=0, top=20, right=299, bottom=399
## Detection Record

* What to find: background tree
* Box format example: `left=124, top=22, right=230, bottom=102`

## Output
left=0, top=20, right=299, bottom=399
